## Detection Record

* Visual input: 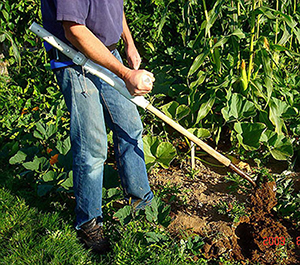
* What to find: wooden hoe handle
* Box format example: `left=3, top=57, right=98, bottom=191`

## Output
left=146, top=105, right=256, bottom=187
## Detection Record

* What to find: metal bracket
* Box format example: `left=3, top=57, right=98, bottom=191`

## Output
left=72, top=52, right=88, bottom=66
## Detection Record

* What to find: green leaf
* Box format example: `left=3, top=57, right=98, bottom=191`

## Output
left=160, top=101, right=179, bottom=119
left=60, top=171, right=73, bottom=190
left=234, top=122, right=266, bottom=151
left=160, top=101, right=190, bottom=123
left=34, top=122, right=57, bottom=140
left=56, top=137, right=71, bottom=155
left=175, top=105, right=190, bottom=122
left=196, top=95, right=215, bottom=123
left=188, top=51, right=209, bottom=77
left=9, top=150, right=27, bottom=164
left=231, top=28, right=245, bottom=39
left=268, top=98, right=297, bottom=135
left=142, top=135, right=177, bottom=169
left=42, top=171, right=56, bottom=182
left=143, top=135, right=159, bottom=170
left=187, top=128, right=211, bottom=139
left=156, top=142, right=177, bottom=168
left=221, top=93, right=257, bottom=122
left=113, top=206, right=132, bottom=225
left=23, top=156, right=47, bottom=172
left=145, top=232, right=168, bottom=244
left=0, top=34, right=6, bottom=42
left=261, top=130, right=293, bottom=160
left=145, top=198, right=158, bottom=222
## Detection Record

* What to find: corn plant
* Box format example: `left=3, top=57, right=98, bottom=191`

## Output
left=131, top=0, right=300, bottom=164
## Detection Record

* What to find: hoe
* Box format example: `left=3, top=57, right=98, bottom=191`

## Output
left=29, top=22, right=256, bottom=187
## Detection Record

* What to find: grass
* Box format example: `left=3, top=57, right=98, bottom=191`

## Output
left=0, top=160, right=214, bottom=265
left=0, top=188, right=98, bottom=264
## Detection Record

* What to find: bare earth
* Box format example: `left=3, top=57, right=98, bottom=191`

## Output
left=149, top=154, right=300, bottom=264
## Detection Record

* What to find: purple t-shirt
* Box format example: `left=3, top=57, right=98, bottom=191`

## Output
left=41, top=0, right=124, bottom=47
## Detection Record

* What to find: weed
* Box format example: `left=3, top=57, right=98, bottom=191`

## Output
left=215, top=200, right=248, bottom=223
left=274, top=172, right=300, bottom=222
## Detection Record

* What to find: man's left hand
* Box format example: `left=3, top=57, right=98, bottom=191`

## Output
left=125, top=45, right=142, bottom=70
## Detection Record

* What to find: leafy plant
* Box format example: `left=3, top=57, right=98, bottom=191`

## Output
left=127, top=0, right=300, bottom=164
left=274, top=172, right=300, bottom=222
left=142, top=134, right=177, bottom=170
left=215, top=200, right=248, bottom=223
left=113, top=197, right=171, bottom=227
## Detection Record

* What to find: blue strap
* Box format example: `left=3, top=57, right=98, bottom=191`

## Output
left=50, top=60, right=74, bottom=69
left=44, top=41, right=74, bottom=70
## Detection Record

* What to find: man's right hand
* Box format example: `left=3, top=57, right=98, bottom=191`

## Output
left=123, top=69, right=155, bottom=96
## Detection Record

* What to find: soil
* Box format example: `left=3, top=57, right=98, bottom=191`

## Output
left=149, top=153, right=300, bottom=264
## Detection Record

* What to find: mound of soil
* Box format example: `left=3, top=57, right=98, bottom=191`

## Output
left=149, top=156, right=300, bottom=264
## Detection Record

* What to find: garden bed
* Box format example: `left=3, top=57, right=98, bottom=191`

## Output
left=149, top=156, right=300, bottom=264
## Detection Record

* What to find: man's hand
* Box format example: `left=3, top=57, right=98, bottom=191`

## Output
left=123, top=69, right=155, bottom=96
left=125, top=44, right=142, bottom=70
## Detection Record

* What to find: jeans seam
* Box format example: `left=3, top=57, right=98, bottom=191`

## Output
left=99, top=91, right=127, bottom=194
left=70, top=67, right=86, bottom=212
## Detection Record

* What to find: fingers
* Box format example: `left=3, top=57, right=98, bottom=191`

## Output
left=127, top=49, right=141, bottom=70
left=123, top=69, right=155, bottom=96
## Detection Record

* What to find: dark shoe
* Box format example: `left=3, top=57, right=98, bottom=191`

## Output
left=77, top=218, right=110, bottom=254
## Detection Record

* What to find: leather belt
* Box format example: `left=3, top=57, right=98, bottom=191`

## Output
left=47, top=43, right=118, bottom=62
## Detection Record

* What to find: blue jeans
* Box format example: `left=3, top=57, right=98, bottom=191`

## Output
left=55, top=50, right=153, bottom=229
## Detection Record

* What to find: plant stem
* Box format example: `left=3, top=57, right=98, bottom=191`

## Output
left=256, top=0, right=262, bottom=39
left=247, top=0, right=256, bottom=82
left=275, top=0, right=279, bottom=44
left=202, top=0, right=211, bottom=40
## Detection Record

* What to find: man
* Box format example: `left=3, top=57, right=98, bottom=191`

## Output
left=41, top=0, right=155, bottom=253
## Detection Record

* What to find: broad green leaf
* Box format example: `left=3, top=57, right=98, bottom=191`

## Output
left=142, top=135, right=159, bottom=170
left=278, top=24, right=292, bottom=46
left=60, top=176, right=73, bottom=190
left=268, top=98, right=297, bottom=135
left=56, top=137, right=71, bottom=155
left=261, top=130, right=293, bottom=160
left=189, top=71, right=206, bottom=89
left=221, top=93, right=257, bottom=122
left=23, top=156, right=47, bottom=172
left=231, top=28, right=245, bottom=39
left=114, top=206, right=132, bottom=225
left=160, top=101, right=190, bottom=122
left=160, top=101, right=179, bottom=119
left=175, top=105, right=190, bottom=122
left=9, top=150, right=27, bottom=164
left=34, top=122, right=46, bottom=139
left=42, top=171, right=56, bottom=182
left=60, top=171, right=73, bottom=190
left=155, top=142, right=177, bottom=168
left=145, top=198, right=158, bottom=222
left=145, top=232, right=168, bottom=244
left=187, top=128, right=211, bottom=139
left=107, top=188, right=121, bottom=199
left=234, top=122, right=266, bottom=151
left=0, top=34, right=6, bottom=42
left=34, top=122, right=57, bottom=140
